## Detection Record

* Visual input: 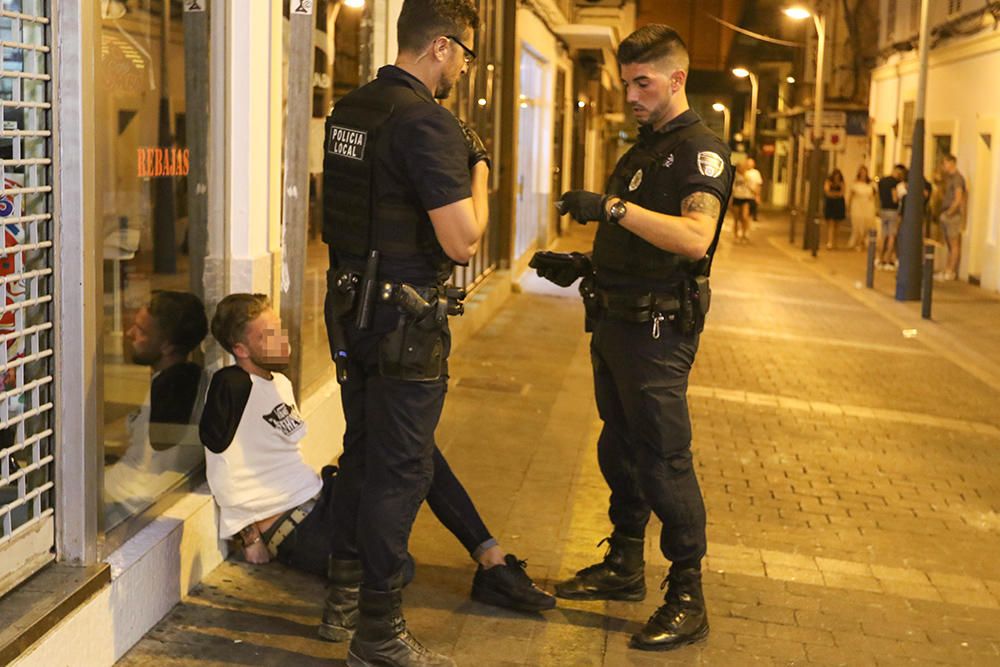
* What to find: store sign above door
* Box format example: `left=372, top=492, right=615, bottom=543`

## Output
left=137, top=147, right=191, bottom=178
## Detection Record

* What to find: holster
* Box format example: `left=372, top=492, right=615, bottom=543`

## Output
left=378, top=309, right=447, bottom=381
left=377, top=282, right=462, bottom=381
left=579, top=274, right=599, bottom=333
left=325, top=269, right=360, bottom=383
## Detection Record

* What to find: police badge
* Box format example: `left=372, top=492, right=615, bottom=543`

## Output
left=697, top=151, right=725, bottom=178
left=628, top=169, right=644, bottom=191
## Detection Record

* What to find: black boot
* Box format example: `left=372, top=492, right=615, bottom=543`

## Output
left=346, top=588, right=455, bottom=667
left=630, top=567, right=709, bottom=651
left=318, top=558, right=361, bottom=642
left=555, top=532, right=646, bottom=601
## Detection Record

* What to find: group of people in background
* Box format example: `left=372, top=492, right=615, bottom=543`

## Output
left=820, top=156, right=966, bottom=282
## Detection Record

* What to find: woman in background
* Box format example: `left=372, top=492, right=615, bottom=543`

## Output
left=823, top=168, right=847, bottom=250
left=847, top=166, right=876, bottom=251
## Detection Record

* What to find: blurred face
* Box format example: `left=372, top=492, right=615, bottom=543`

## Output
left=858, top=167, right=868, bottom=180
left=126, top=307, right=166, bottom=366
left=435, top=27, right=473, bottom=100
left=746, top=158, right=756, bottom=170
left=621, top=58, right=686, bottom=130
left=235, top=309, right=290, bottom=372
left=942, top=159, right=956, bottom=175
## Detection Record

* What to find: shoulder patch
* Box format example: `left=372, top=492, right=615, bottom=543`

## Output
left=697, top=151, right=725, bottom=178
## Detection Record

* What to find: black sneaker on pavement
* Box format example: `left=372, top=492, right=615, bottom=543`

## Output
left=471, top=554, right=557, bottom=612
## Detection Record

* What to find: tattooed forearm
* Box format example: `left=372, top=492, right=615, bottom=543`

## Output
left=681, top=191, right=721, bottom=219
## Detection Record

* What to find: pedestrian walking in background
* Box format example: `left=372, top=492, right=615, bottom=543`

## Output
left=935, top=154, right=966, bottom=281
left=876, top=164, right=903, bottom=269
left=847, top=165, right=876, bottom=251
left=730, top=159, right=754, bottom=243
left=823, top=168, right=846, bottom=250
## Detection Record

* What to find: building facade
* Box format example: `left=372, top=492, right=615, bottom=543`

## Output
left=1, top=0, right=630, bottom=663
left=870, top=0, right=1000, bottom=291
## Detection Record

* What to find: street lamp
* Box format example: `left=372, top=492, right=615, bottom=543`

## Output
left=712, top=102, right=731, bottom=144
left=784, top=4, right=827, bottom=254
left=732, top=67, right=759, bottom=150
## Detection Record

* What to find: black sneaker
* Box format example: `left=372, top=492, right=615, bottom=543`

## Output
left=471, top=554, right=556, bottom=612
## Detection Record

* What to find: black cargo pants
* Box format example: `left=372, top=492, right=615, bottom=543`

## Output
left=590, top=315, right=707, bottom=567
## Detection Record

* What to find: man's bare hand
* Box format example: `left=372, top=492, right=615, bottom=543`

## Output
left=243, top=540, right=271, bottom=564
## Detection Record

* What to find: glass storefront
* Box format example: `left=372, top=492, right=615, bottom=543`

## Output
left=97, top=0, right=213, bottom=539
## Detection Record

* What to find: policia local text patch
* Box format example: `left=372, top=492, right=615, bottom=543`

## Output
left=328, top=125, right=367, bottom=161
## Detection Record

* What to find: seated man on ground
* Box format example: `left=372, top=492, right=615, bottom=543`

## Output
left=199, top=294, right=554, bottom=637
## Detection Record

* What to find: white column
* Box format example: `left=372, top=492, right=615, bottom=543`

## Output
left=223, top=0, right=282, bottom=295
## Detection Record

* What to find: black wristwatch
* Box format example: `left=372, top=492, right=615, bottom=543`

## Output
left=607, top=197, right=627, bottom=224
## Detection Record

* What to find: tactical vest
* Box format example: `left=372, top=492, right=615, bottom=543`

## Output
left=593, top=121, right=726, bottom=281
left=322, top=77, right=451, bottom=276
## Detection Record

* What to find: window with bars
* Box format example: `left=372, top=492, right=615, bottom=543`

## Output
left=0, top=0, right=56, bottom=598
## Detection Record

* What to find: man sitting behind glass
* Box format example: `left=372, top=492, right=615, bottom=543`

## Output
left=104, top=290, right=208, bottom=528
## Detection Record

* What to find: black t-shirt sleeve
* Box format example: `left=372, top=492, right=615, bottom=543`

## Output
left=674, top=136, right=733, bottom=205
left=199, top=366, right=253, bottom=454
left=150, top=362, right=202, bottom=425
left=395, top=106, right=472, bottom=211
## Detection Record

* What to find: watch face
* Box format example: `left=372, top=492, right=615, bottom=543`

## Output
left=611, top=201, right=626, bottom=220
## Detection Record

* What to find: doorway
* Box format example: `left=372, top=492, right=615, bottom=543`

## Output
left=514, top=46, right=548, bottom=264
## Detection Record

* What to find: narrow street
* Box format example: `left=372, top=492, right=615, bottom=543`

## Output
left=120, top=214, right=1000, bottom=666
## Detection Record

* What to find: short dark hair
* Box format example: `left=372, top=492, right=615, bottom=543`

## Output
left=147, top=291, right=208, bottom=356
left=210, top=293, right=271, bottom=355
left=942, top=153, right=957, bottom=163
left=397, top=0, right=479, bottom=54
left=618, top=24, right=689, bottom=70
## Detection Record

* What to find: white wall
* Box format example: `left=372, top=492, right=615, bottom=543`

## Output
left=869, top=32, right=1000, bottom=291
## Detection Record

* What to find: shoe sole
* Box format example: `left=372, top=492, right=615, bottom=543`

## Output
left=471, top=586, right=557, bottom=612
left=317, top=622, right=353, bottom=643
left=629, top=623, right=709, bottom=651
left=554, top=586, right=646, bottom=602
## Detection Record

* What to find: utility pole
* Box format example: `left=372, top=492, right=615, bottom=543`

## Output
left=896, top=0, right=930, bottom=301
left=281, top=0, right=315, bottom=393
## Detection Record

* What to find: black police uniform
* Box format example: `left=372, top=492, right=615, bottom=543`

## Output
left=322, top=65, right=471, bottom=592
left=590, top=109, right=732, bottom=570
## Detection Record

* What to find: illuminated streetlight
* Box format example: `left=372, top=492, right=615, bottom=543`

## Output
left=477, top=98, right=487, bottom=107
left=343, top=0, right=366, bottom=8
left=783, top=6, right=812, bottom=20
left=786, top=76, right=796, bottom=84
left=732, top=67, right=759, bottom=148
left=712, top=102, right=731, bottom=143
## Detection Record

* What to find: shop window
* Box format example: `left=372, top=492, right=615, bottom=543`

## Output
left=97, top=0, right=215, bottom=542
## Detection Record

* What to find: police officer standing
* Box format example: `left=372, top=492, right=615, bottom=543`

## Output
left=538, top=25, right=733, bottom=651
left=320, top=1, right=489, bottom=665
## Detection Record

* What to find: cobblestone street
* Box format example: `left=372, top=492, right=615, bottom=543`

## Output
left=120, top=215, right=1000, bottom=666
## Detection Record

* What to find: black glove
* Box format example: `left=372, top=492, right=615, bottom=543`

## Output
left=556, top=190, right=608, bottom=224
left=529, top=251, right=593, bottom=288
left=457, top=118, right=491, bottom=170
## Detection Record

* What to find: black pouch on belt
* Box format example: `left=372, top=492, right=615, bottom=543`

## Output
left=378, top=307, right=446, bottom=381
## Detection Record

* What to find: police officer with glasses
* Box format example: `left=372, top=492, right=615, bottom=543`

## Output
left=320, top=0, right=558, bottom=665
left=533, top=24, right=733, bottom=652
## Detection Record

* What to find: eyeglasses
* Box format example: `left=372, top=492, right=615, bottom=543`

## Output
left=446, top=35, right=476, bottom=64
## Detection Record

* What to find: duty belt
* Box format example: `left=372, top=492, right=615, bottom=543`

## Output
left=595, top=288, right=682, bottom=340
